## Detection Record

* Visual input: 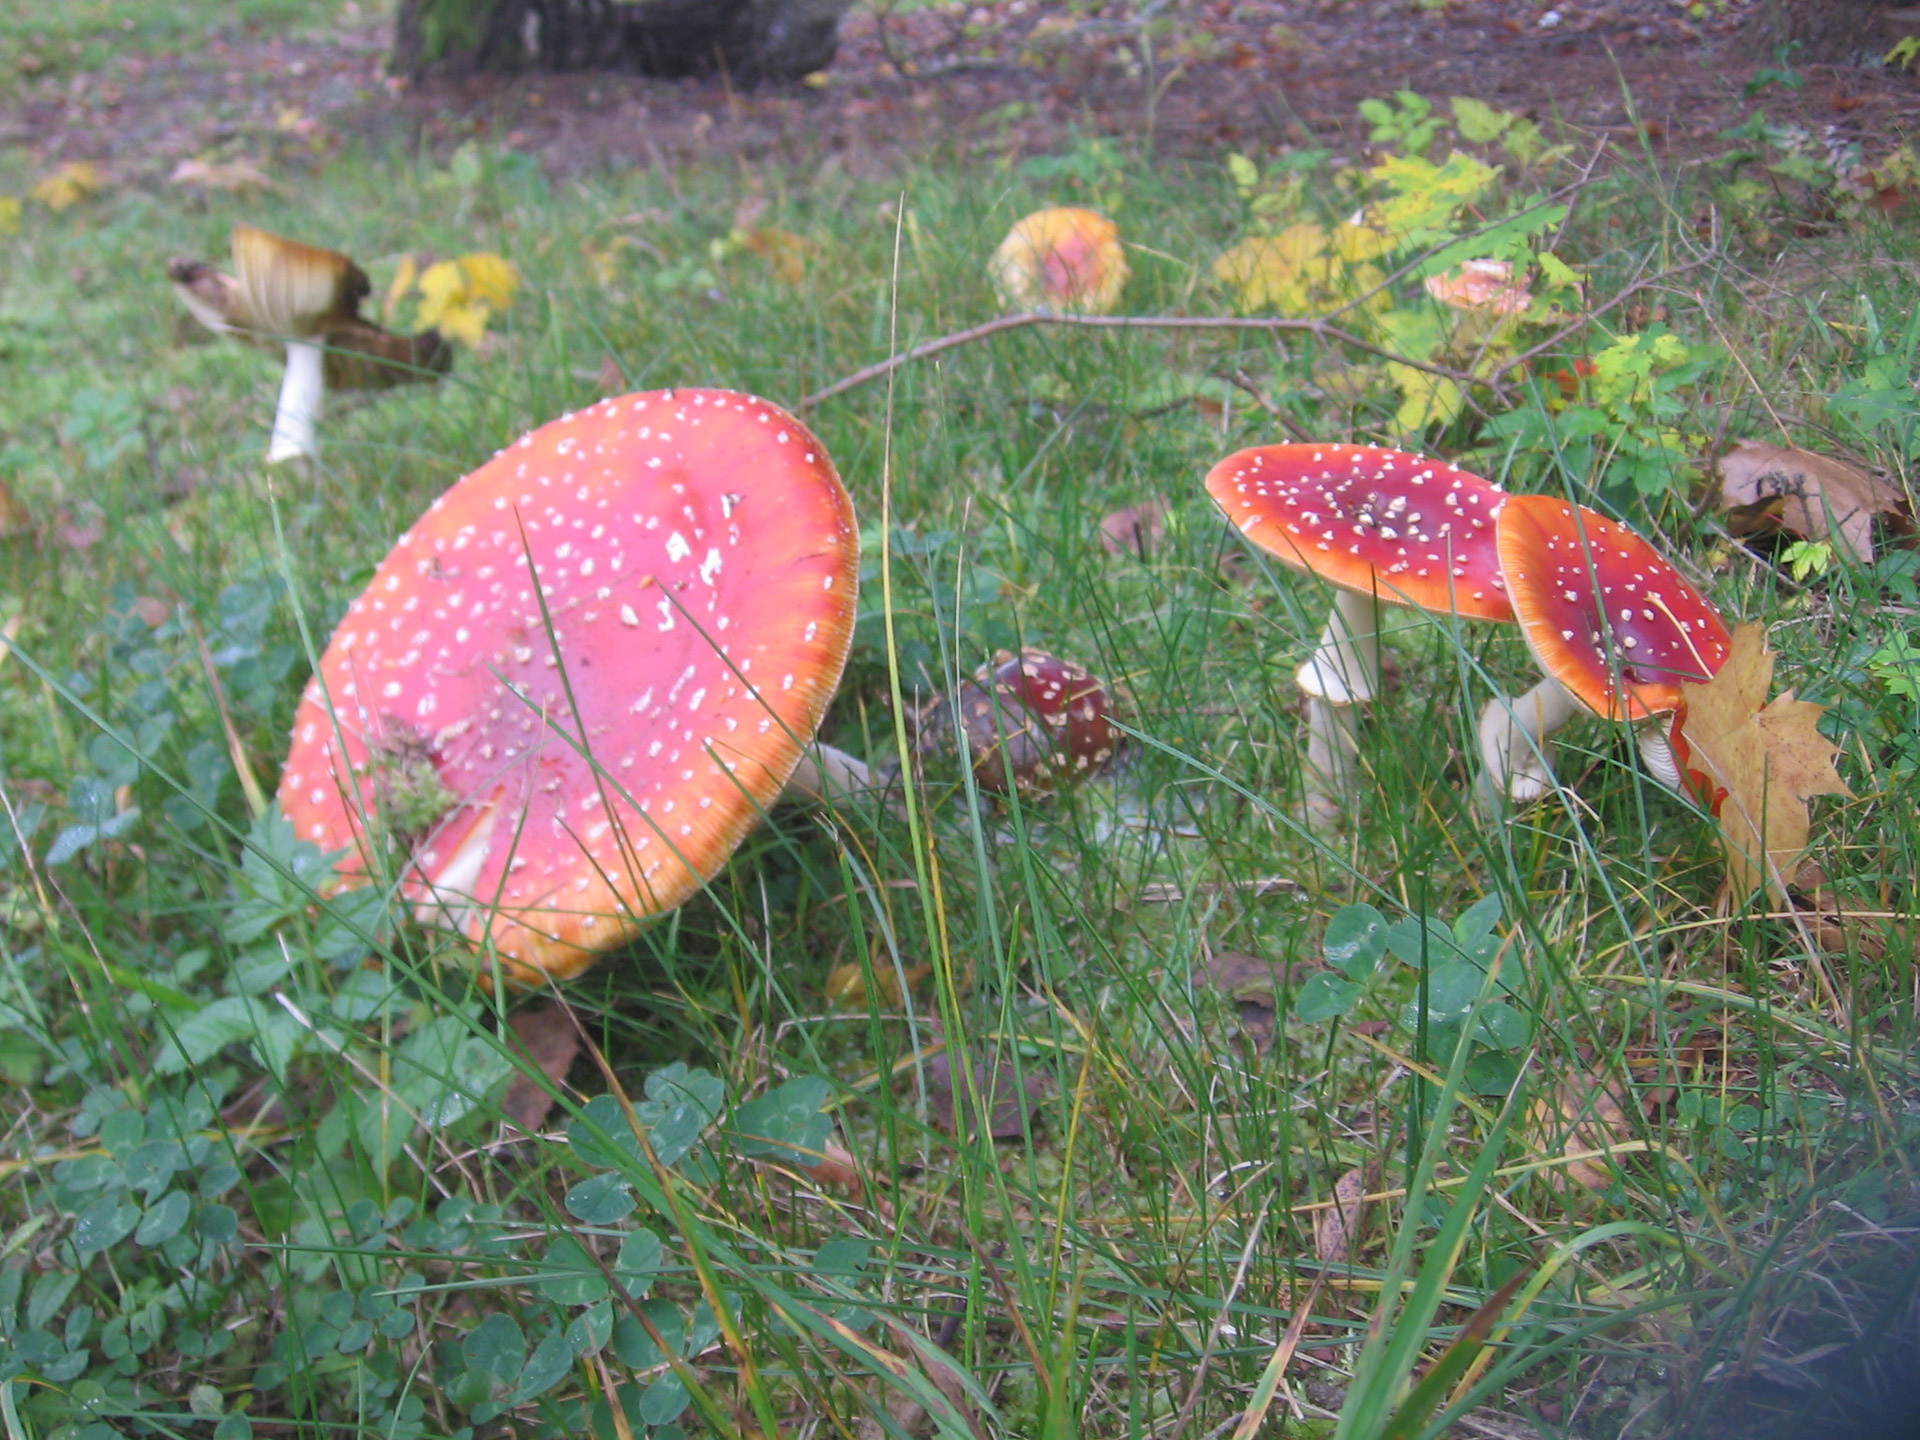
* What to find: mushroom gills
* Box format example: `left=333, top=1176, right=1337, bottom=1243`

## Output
left=411, top=802, right=500, bottom=937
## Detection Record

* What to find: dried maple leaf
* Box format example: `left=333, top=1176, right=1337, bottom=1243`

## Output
left=1677, top=625, right=1850, bottom=902
left=1716, top=439, right=1910, bottom=565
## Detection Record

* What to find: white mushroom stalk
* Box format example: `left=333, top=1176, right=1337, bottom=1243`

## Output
left=1296, top=587, right=1382, bottom=706
left=1477, top=676, right=1580, bottom=806
left=784, top=744, right=885, bottom=809
left=268, top=338, right=326, bottom=464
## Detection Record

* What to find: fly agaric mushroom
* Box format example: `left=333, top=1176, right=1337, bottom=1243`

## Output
left=1488, top=494, right=1732, bottom=802
left=277, top=388, right=860, bottom=985
left=930, top=650, right=1117, bottom=794
left=168, top=225, right=451, bottom=464
left=988, top=207, right=1130, bottom=316
left=1204, top=443, right=1514, bottom=822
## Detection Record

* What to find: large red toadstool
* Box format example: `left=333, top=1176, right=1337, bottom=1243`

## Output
left=1490, top=494, right=1732, bottom=800
left=278, top=388, right=860, bottom=984
left=1204, top=443, right=1513, bottom=822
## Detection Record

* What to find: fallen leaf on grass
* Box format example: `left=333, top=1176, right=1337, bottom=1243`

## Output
left=1716, top=439, right=1910, bottom=564
left=826, top=960, right=929, bottom=1010
left=0, top=197, right=20, bottom=236
left=0, top=479, right=31, bottom=539
left=1528, top=1064, right=1635, bottom=1192
left=1192, top=950, right=1298, bottom=1054
left=54, top=506, right=103, bottom=551
left=168, top=158, right=282, bottom=194
left=1098, top=499, right=1169, bottom=559
left=500, top=998, right=581, bottom=1133
left=735, top=226, right=814, bottom=286
left=1786, top=863, right=1891, bottom=959
left=925, top=1050, right=1050, bottom=1140
left=1314, top=1163, right=1375, bottom=1263
left=1677, top=625, right=1850, bottom=902
left=30, top=162, right=102, bottom=212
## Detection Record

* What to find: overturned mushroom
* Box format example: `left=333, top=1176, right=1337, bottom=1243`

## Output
left=1204, top=443, right=1513, bottom=822
left=278, top=388, right=861, bottom=984
left=1490, top=495, right=1732, bottom=804
left=168, top=225, right=451, bottom=463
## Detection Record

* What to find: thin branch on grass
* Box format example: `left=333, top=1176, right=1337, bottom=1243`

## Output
left=800, top=311, right=1491, bottom=412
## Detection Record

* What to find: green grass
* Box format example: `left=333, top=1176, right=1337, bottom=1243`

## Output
left=0, top=78, right=1917, bottom=1440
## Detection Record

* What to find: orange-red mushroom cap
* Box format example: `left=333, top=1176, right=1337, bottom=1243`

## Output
left=277, top=388, right=859, bottom=984
left=1203, top=443, right=1515, bottom=620
left=1496, top=495, right=1730, bottom=723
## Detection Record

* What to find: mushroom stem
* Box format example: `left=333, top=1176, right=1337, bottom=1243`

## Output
left=1302, top=694, right=1362, bottom=832
left=784, top=743, right=885, bottom=809
left=268, top=338, right=326, bottom=463
left=1296, top=587, right=1380, bottom=706
left=1477, top=675, right=1580, bottom=806
left=1635, top=720, right=1685, bottom=794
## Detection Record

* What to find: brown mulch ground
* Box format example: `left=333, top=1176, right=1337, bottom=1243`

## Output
left=4, top=1, right=1919, bottom=185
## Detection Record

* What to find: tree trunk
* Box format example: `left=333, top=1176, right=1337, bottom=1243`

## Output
left=1743, top=0, right=1899, bottom=65
left=393, top=0, right=854, bottom=82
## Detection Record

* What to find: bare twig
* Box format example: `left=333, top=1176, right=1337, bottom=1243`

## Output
left=800, top=311, right=1489, bottom=412
left=1221, top=370, right=1314, bottom=441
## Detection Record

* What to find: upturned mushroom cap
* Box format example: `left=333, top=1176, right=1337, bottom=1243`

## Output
left=278, top=389, right=859, bottom=984
left=231, top=224, right=367, bottom=339
left=1495, top=495, right=1731, bottom=722
left=1203, top=443, right=1514, bottom=620
left=988, top=207, right=1130, bottom=315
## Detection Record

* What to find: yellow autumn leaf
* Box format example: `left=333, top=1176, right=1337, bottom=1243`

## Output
left=1212, top=222, right=1328, bottom=313
left=411, top=253, right=519, bottom=347
left=456, top=251, right=520, bottom=311
left=1331, top=216, right=1393, bottom=263
left=382, top=253, right=419, bottom=326
left=30, top=162, right=102, bottom=213
left=1388, top=362, right=1464, bottom=436
left=0, top=196, right=20, bottom=236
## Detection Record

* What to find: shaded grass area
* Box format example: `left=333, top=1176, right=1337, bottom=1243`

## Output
left=0, top=104, right=1917, bottom=1440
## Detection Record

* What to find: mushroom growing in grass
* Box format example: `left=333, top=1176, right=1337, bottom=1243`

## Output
left=988, top=207, right=1130, bottom=315
left=1488, top=494, right=1732, bottom=803
left=168, top=225, right=451, bottom=464
left=935, top=650, right=1117, bottom=795
left=277, top=388, right=863, bottom=985
left=1204, top=443, right=1514, bottom=823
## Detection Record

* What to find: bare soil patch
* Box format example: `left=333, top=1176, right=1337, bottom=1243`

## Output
left=5, top=2, right=1919, bottom=184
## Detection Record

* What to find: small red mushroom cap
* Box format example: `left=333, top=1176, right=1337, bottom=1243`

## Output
left=1495, top=495, right=1731, bottom=722
left=1203, top=443, right=1514, bottom=620
left=277, top=388, right=859, bottom=985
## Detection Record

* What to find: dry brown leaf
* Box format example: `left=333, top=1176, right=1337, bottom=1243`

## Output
left=54, top=506, right=103, bottom=551
left=1786, top=863, right=1889, bottom=959
left=738, top=226, right=813, bottom=286
left=1423, top=257, right=1531, bottom=315
left=1314, top=1164, right=1373, bottom=1263
left=1098, top=499, right=1170, bottom=560
left=826, top=961, right=929, bottom=1010
left=1192, top=950, right=1301, bottom=1055
left=1678, top=625, right=1850, bottom=902
left=499, top=998, right=581, bottom=1134
left=925, top=1050, right=1050, bottom=1140
left=1528, top=1065, right=1635, bottom=1193
left=168, top=158, right=282, bottom=194
left=0, top=479, right=31, bottom=539
left=1716, top=439, right=1910, bottom=564
left=793, top=1140, right=865, bottom=1200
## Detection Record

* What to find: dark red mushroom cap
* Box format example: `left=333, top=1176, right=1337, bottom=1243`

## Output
left=1203, top=443, right=1514, bottom=620
left=934, top=651, right=1116, bottom=794
left=277, top=388, right=859, bottom=984
left=1496, top=495, right=1731, bottom=722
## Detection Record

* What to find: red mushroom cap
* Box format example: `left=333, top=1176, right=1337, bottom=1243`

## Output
left=278, top=388, right=859, bottom=984
left=1495, top=495, right=1731, bottom=722
left=956, top=651, right=1116, bottom=794
left=1203, top=443, right=1514, bottom=620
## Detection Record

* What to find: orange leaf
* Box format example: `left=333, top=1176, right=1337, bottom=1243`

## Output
left=1678, top=625, right=1850, bottom=901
